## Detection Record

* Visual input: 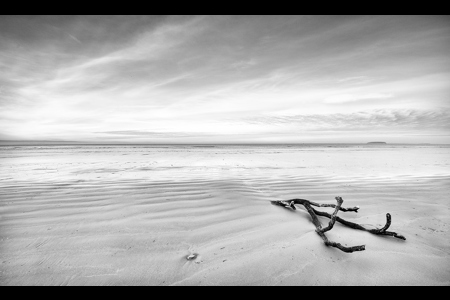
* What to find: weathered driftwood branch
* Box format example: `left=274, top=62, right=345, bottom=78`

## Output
left=271, top=196, right=405, bottom=253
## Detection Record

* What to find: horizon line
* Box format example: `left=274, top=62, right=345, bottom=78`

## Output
left=0, top=140, right=447, bottom=146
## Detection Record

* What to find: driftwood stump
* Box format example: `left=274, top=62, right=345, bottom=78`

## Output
left=271, top=197, right=405, bottom=253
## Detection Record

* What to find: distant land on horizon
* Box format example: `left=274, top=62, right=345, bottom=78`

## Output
left=367, top=141, right=387, bottom=144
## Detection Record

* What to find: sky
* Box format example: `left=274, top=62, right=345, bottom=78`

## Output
left=0, top=15, right=449, bottom=144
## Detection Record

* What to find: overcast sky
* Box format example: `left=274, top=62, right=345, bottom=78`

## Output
left=0, top=15, right=449, bottom=143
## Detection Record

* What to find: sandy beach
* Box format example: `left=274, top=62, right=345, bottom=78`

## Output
left=1, top=144, right=449, bottom=285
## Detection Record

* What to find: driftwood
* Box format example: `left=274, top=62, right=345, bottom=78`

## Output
left=271, top=197, right=405, bottom=253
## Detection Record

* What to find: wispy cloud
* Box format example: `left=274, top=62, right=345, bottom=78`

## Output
left=323, top=93, right=394, bottom=104
left=97, top=130, right=196, bottom=137
left=337, top=76, right=370, bottom=83
left=0, top=16, right=449, bottom=143
left=68, top=34, right=82, bottom=44
left=240, top=109, right=450, bottom=131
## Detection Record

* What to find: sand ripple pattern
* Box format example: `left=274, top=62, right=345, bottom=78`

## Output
left=1, top=145, right=449, bottom=285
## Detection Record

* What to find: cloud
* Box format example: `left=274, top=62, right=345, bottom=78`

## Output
left=97, top=130, right=194, bottom=137
left=0, top=16, right=449, bottom=143
left=337, top=76, right=369, bottom=83
left=323, top=93, right=394, bottom=104
left=68, top=34, right=82, bottom=44
left=240, top=109, right=450, bottom=131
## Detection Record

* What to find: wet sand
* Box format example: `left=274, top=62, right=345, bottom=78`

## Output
left=1, top=144, right=449, bottom=285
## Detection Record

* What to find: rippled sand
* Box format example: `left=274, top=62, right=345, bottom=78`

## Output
left=1, top=144, right=449, bottom=285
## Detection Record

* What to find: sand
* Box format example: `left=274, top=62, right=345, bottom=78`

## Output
left=0, top=144, right=449, bottom=285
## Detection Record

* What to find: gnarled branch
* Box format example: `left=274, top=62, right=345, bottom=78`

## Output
left=271, top=196, right=405, bottom=253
